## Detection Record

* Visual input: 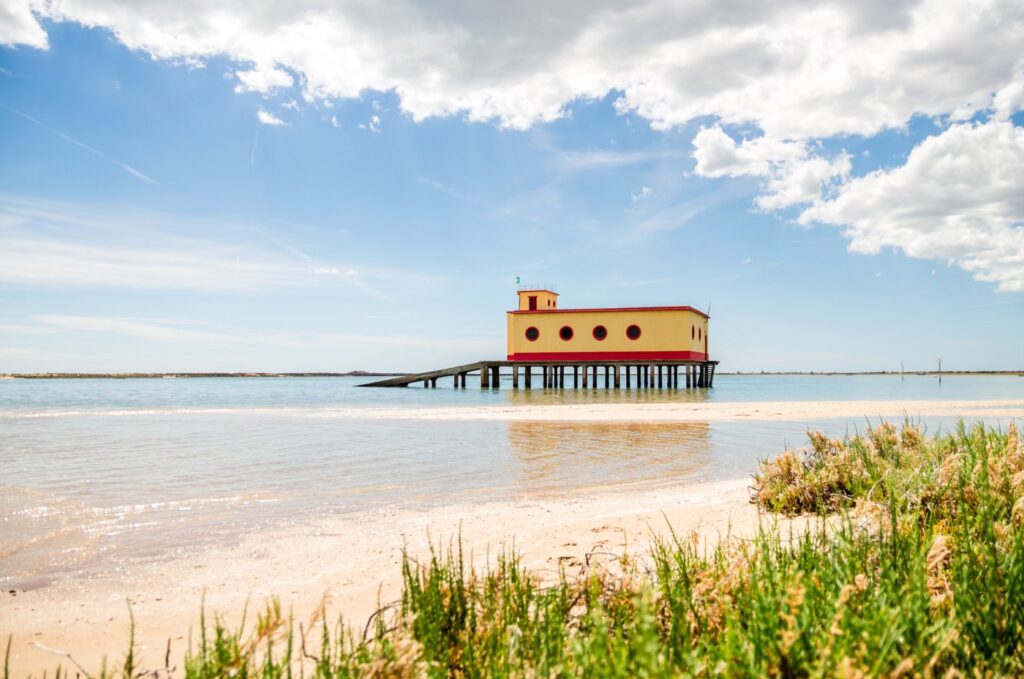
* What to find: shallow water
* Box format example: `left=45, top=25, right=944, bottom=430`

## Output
left=1, top=375, right=1021, bottom=589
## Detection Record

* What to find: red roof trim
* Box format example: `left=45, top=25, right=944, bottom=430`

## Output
left=508, top=350, right=709, bottom=362
left=508, top=305, right=709, bottom=318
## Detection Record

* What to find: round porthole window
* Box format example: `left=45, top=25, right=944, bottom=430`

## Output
left=559, top=325, right=574, bottom=341
left=525, top=327, right=540, bottom=341
left=626, top=324, right=641, bottom=340
left=592, top=325, right=608, bottom=341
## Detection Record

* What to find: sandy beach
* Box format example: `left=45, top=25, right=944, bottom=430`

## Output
left=3, top=478, right=761, bottom=676
left=4, top=397, right=1022, bottom=675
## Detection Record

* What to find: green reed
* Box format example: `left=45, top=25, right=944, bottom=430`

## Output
left=14, top=421, right=1024, bottom=677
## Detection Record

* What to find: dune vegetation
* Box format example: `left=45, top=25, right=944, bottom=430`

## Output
left=8, top=421, right=1023, bottom=678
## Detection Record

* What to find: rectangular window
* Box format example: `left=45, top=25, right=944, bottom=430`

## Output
left=529, top=296, right=537, bottom=310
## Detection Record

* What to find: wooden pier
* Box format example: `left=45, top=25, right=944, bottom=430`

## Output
left=360, top=360, right=718, bottom=389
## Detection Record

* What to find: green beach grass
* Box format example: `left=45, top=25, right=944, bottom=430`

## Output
left=7, top=420, right=1023, bottom=677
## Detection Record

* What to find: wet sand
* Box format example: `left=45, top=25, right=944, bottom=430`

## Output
left=3, top=478, right=759, bottom=676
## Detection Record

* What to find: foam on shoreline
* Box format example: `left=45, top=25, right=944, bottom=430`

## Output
left=3, top=398, right=1023, bottom=421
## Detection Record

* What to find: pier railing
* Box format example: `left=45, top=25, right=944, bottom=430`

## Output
left=360, top=359, right=717, bottom=389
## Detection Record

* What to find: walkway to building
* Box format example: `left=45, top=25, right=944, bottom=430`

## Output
left=360, top=360, right=718, bottom=389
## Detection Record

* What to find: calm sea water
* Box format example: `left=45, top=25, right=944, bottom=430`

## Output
left=2, top=374, right=1021, bottom=590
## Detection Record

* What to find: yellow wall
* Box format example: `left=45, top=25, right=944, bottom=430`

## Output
left=506, top=308, right=708, bottom=360
left=517, top=290, right=559, bottom=311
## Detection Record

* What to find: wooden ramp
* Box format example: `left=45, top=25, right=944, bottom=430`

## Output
left=358, top=361, right=489, bottom=388
left=360, top=360, right=718, bottom=389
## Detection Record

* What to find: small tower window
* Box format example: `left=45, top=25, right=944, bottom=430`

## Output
left=525, top=327, right=540, bottom=341
left=698, top=327, right=702, bottom=340
left=626, top=324, right=641, bottom=340
left=691, top=326, right=695, bottom=340
left=559, top=325, right=574, bottom=341
left=592, top=325, right=608, bottom=341
left=528, top=296, right=537, bottom=311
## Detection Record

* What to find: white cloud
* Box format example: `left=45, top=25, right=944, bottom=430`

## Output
left=282, top=99, right=300, bottom=111
left=800, top=121, right=1024, bottom=291
left=5, top=0, right=1024, bottom=290
left=34, top=315, right=237, bottom=343
left=0, top=195, right=446, bottom=294
left=0, top=0, right=47, bottom=48
left=256, top=109, right=287, bottom=126
left=630, top=186, right=653, bottom=202
left=13, top=0, right=1020, bottom=136
left=234, top=65, right=293, bottom=94
left=553, top=148, right=680, bottom=171
left=692, top=125, right=850, bottom=210
left=362, top=114, right=381, bottom=133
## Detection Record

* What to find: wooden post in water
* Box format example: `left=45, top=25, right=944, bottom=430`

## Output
left=480, top=367, right=489, bottom=388
left=524, top=366, right=531, bottom=389
left=573, top=366, right=578, bottom=388
left=512, top=365, right=519, bottom=389
left=614, top=365, right=621, bottom=389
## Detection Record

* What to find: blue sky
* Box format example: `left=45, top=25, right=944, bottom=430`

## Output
left=1, top=4, right=1023, bottom=373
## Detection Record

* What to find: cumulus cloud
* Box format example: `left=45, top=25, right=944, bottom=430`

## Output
left=800, top=121, right=1024, bottom=291
left=692, top=125, right=851, bottom=210
left=0, top=0, right=47, bottom=47
left=234, top=65, right=293, bottom=94
left=5, top=0, right=1024, bottom=289
left=0, top=0, right=1011, bottom=137
left=256, top=109, right=287, bottom=126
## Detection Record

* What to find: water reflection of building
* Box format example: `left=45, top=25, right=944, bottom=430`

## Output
left=505, top=420, right=712, bottom=494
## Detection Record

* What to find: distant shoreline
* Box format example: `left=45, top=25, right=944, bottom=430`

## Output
left=723, top=370, right=1024, bottom=376
left=1, top=370, right=1021, bottom=379
left=0, top=371, right=408, bottom=379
